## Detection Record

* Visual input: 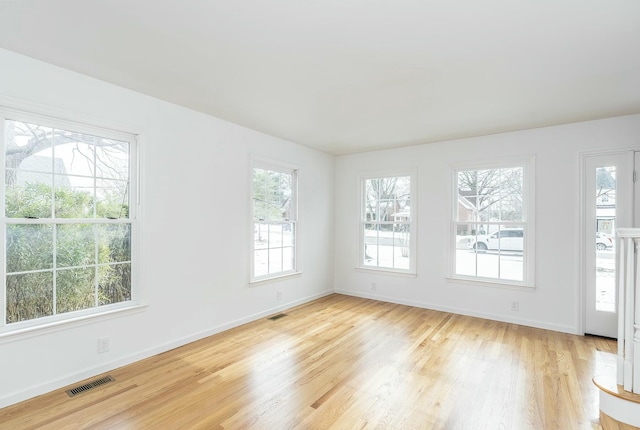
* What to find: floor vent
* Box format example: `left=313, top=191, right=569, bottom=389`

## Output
left=268, top=313, right=287, bottom=321
left=66, top=375, right=115, bottom=397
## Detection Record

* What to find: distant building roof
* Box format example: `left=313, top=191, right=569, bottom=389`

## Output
left=17, top=156, right=71, bottom=187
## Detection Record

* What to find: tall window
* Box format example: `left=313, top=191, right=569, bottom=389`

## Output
left=453, top=160, right=533, bottom=285
left=251, top=163, right=297, bottom=281
left=2, top=112, right=137, bottom=330
left=361, top=174, right=415, bottom=273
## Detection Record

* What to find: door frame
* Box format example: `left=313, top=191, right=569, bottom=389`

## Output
left=579, top=149, right=635, bottom=336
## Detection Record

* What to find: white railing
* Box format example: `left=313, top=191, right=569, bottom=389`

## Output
left=616, top=228, right=640, bottom=393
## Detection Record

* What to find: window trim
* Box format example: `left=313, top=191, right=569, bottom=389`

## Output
left=358, top=169, right=417, bottom=275
left=0, top=106, right=140, bottom=334
left=449, top=157, right=535, bottom=288
left=249, top=157, right=300, bottom=284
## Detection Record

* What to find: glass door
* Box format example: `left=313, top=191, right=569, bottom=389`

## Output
left=583, top=152, right=633, bottom=338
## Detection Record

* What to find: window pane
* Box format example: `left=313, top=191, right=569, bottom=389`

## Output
left=477, top=251, right=499, bottom=279
left=264, top=170, right=279, bottom=221
left=53, top=134, right=95, bottom=176
left=395, top=199, right=411, bottom=222
left=254, top=223, right=269, bottom=250
left=5, top=173, right=53, bottom=218
left=97, top=224, right=131, bottom=264
left=596, top=166, right=616, bottom=312
left=95, top=138, right=129, bottom=180
left=456, top=250, right=477, bottom=277
left=395, top=176, right=411, bottom=202
left=96, top=179, right=129, bottom=219
left=455, top=223, right=478, bottom=276
left=457, top=171, right=478, bottom=222
left=500, top=168, right=523, bottom=221
left=54, top=175, right=94, bottom=218
left=99, top=263, right=131, bottom=305
left=379, top=199, right=393, bottom=222
left=269, top=223, right=283, bottom=247
left=6, top=224, right=54, bottom=272
left=254, top=250, right=268, bottom=278
left=365, top=179, right=379, bottom=221
left=476, top=169, right=498, bottom=221
left=500, top=254, right=523, bottom=281
left=269, top=248, right=283, bottom=274
left=376, top=225, right=396, bottom=268
left=57, top=224, right=95, bottom=268
left=491, top=224, right=524, bottom=252
left=6, top=271, right=54, bottom=324
left=253, top=168, right=267, bottom=221
left=393, top=224, right=410, bottom=270
left=282, top=223, right=294, bottom=247
left=5, top=120, right=53, bottom=173
left=591, top=166, right=617, bottom=312
left=456, top=222, right=478, bottom=250
left=56, top=267, right=95, bottom=314
left=363, top=223, right=379, bottom=267
left=278, top=172, right=292, bottom=221
left=485, top=189, right=507, bottom=222
left=283, top=247, right=294, bottom=272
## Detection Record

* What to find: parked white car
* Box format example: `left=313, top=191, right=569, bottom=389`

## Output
left=469, top=229, right=613, bottom=252
left=596, top=232, right=613, bottom=250
left=468, top=228, right=523, bottom=252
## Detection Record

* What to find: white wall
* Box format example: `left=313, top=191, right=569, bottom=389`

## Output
left=334, top=115, right=640, bottom=334
left=0, top=49, right=334, bottom=408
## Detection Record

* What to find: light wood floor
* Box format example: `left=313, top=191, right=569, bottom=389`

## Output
left=0, top=294, right=617, bottom=429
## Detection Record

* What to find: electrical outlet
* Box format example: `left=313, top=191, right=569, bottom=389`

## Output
left=371, top=282, right=377, bottom=291
left=276, top=291, right=282, bottom=301
left=511, top=301, right=519, bottom=312
left=97, top=337, right=110, bottom=354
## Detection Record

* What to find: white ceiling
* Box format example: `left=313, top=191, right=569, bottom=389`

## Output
left=1, top=1, right=639, bottom=155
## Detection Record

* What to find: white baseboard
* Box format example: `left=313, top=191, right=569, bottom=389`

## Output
left=334, top=289, right=579, bottom=335
left=0, top=289, right=333, bottom=409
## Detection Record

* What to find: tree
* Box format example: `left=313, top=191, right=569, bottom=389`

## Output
left=365, top=176, right=410, bottom=225
left=596, top=167, right=615, bottom=201
left=253, top=168, right=292, bottom=221
left=457, top=167, right=523, bottom=223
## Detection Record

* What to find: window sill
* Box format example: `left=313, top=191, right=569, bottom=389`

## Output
left=0, top=304, right=148, bottom=345
left=249, top=271, right=302, bottom=286
left=446, top=276, right=535, bottom=290
left=355, top=267, right=417, bottom=278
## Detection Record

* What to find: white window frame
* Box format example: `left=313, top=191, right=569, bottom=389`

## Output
left=450, top=157, right=535, bottom=288
left=358, top=170, right=417, bottom=275
left=250, top=158, right=299, bottom=283
left=0, top=106, right=140, bottom=335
